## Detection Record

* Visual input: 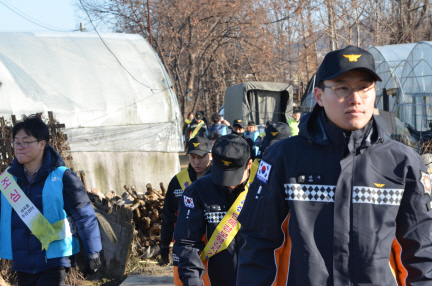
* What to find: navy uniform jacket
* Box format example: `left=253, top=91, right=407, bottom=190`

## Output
left=237, top=106, right=432, bottom=285
left=161, top=164, right=198, bottom=248
left=187, top=119, right=207, bottom=138
left=173, top=174, right=246, bottom=286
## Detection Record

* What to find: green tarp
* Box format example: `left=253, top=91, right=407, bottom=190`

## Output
left=224, top=81, right=293, bottom=125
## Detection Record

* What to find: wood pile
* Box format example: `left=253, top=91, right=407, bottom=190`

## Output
left=91, top=182, right=167, bottom=259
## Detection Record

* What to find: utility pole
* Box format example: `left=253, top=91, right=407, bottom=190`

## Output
left=147, top=0, right=152, bottom=46
left=80, top=22, right=86, bottom=32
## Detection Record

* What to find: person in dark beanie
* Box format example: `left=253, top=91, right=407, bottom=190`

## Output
left=174, top=134, right=257, bottom=286
left=256, top=122, right=291, bottom=159
left=254, top=120, right=273, bottom=147
left=0, top=114, right=102, bottom=286
left=237, top=46, right=432, bottom=285
left=231, top=119, right=256, bottom=160
left=160, top=137, right=212, bottom=284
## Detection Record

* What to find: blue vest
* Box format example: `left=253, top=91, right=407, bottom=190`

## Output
left=244, top=131, right=260, bottom=155
left=0, top=166, right=79, bottom=260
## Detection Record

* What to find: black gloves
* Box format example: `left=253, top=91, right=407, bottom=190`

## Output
left=84, top=256, right=102, bottom=278
left=160, top=246, right=170, bottom=265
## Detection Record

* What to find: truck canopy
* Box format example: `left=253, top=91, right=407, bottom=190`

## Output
left=224, top=81, right=293, bottom=125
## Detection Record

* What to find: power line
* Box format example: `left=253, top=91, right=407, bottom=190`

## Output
left=79, top=0, right=172, bottom=93
left=0, top=0, right=77, bottom=32
left=69, top=0, right=174, bottom=127
left=1, top=0, right=75, bottom=31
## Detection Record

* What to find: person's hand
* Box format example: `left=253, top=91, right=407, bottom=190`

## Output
left=222, top=119, right=230, bottom=126
left=84, top=256, right=102, bottom=278
left=160, top=246, right=170, bottom=265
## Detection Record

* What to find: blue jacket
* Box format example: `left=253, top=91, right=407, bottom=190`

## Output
left=206, top=123, right=228, bottom=136
left=0, top=145, right=102, bottom=274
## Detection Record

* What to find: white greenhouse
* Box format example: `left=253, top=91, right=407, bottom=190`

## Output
left=0, top=32, right=183, bottom=193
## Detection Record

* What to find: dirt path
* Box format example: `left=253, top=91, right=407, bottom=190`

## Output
left=120, top=265, right=174, bottom=286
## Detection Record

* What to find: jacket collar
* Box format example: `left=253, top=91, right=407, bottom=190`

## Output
left=299, top=104, right=385, bottom=151
left=187, top=163, right=198, bottom=182
left=8, top=145, right=65, bottom=183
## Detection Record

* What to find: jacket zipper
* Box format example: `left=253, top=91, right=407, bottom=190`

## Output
left=27, top=182, right=38, bottom=274
left=349, top=145, right=355, bottom=286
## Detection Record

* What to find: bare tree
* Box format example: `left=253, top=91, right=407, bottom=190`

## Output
left=77, top=0, right=432, bottom=117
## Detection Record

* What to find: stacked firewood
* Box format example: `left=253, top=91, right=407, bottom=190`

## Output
left=92, top=182, right=167, bottom=258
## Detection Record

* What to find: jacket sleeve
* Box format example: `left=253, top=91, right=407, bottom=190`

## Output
left=173, top=187, right=206, bottom=286
left=237, top=144, right=290, bottom=286
left=161, top=177, right=180, bottom=247
left=62, top=169, right=102, bottom=257
left=395, top=155, right=432, bottom=285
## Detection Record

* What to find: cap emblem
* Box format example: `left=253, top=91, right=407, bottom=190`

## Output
left=193, top=143, right=200, bottom=147
left=271, top=132, right=278, bottom=136
left=374, top=183, right=385, bottom=188
left=237, top=120, right=242, bottom=122
left=222, top=160, right=232, bottom=166
left=343, top=54, right=361, bottom=62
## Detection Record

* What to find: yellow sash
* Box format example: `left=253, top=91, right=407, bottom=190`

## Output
left=190, top=121, right=204, bottom=140
left=176, top=167, right=192, bottom=191
left=200, top=159, right=259, bottom=261
left=0, top=170, right=72, bottom=251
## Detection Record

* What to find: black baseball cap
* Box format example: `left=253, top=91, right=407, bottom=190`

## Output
left=195, top=111, right=203, bottom=120
left=262, top=122, right=291, bottom=148
left=211, top=134, right=250, bottom=186
left=187, top=137, right=212, bottom=156
left=316, top=45, right=382, bottom=84
left=233, top=119, right=246, bottom=129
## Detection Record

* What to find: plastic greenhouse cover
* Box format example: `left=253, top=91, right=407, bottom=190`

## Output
left=0, top=32, right=183, bottom=152
left=67, top=122, right=181, bottom=152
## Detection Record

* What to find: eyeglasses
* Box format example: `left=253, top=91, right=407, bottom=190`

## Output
left=321, top=82, right=376, bottom=99
left=11, top=140, right=38, bottom=148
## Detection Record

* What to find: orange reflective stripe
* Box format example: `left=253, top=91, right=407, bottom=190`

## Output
left=272, top=213, right=292, bottom=286
left=389, top=238, right=407, bottom=286
left=174, top=234, right=210, bottom=285
left=201, top=234, right=210, bottom=286
left=174, top=264, right=210, bottom=286
left=174, top=266, right=182, bottom=286
left=202, top=259, right=210, bottom=286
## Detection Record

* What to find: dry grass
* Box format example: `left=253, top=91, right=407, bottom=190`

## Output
left=0, top=259, right=16, bottom=286
left=64, top=267, right=86, bottom=286
left=0, top=259, right=87, bottom=286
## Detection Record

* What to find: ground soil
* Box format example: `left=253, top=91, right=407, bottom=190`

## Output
left=1, top=256, right=174, bottom=286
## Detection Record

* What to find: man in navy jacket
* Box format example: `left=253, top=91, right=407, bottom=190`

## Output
left=237, top=46, right=432, bottom=285
left=0, top=115, right=102, bottom=286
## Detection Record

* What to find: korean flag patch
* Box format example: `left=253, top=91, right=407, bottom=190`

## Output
left=184, top=195, right=195, bottom=209
left=257, top=159, right=272, bottom=184
left=420, top=171, right=432, bottom=197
